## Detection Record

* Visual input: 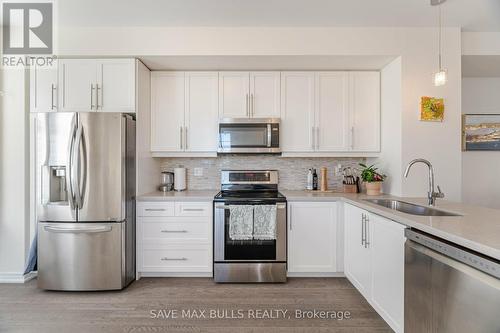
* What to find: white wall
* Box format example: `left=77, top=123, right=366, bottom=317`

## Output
left=462, top=77, right=500, bottom=208
left=136, top=60, right=160, bottom=195
left=370, top=57, right=403, bottom=196
left=462, top=32, right=500, bottom=55
left=56, top=26, right=463, bottom=200
left=0, top=67, right=31, bottom=282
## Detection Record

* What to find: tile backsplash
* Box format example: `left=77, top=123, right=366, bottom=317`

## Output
left=159, top=155, right=364, bottom=191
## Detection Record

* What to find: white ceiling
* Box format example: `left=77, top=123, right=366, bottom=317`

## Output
left=57, top=0, right=500, bottom=31
left=140, top=55, right=397, bottom=71
left=462, top=56, right=500, bottom=77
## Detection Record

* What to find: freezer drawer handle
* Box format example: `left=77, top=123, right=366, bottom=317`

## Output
left=161, top=257, right=187, bottom=261
left=161, top=230, right=188, bottom=233
left=44, top=226, right=112, bottom=234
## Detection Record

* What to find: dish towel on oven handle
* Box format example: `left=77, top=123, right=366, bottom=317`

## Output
left=229, top=205, right=254, bottom=240
left=253, top=205, right=277, bottom=240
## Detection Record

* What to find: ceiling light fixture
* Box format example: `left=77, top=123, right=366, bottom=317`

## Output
left=432, top=0, right=447, bottom=86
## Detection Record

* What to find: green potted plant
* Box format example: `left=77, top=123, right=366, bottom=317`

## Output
left=358, top=163, right=386, bottom=195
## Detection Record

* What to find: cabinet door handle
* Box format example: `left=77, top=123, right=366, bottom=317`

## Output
left=316, top=126, right=320, bottom=150
left=161, top=230, right=188, bottom=233
left=161, top=257, right=187, bottom=261
left=311, top=127, right=315, bottom=150
left=351, top=126, right=355, bottom=150
left=361, top=214, right=365, bottom=246
left=51, top=84, right=56, bottom=110
left=179, top=126, right=183, bottom=150
left=96, top=83, right=101, bottom=109
left=90, top=84, right=95, bottom=109
left=246, top=94, right=249, bottom=117
left=365, top=215, right=370, bottom=248
left=183, top=208, right=204, bottom=212
left=251, top=93, right=254, bottom=117
left=184, top=126, right=188, bottom=150
left=145, top=208, right=166, bottom=212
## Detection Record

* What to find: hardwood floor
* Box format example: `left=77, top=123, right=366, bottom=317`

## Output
left=0, top=277, right=392, bottom=333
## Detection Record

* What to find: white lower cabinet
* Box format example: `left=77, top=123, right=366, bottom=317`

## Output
left=344, top=204, right=372, bottom=297
left=137, top=201, right=212, bottom=277
left=344, top=203, right=405, bottom=333
left=287, top=202, right=339, bottom=274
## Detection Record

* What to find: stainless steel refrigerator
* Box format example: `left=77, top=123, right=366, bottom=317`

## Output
left=35, top=112, right=136, bottom=291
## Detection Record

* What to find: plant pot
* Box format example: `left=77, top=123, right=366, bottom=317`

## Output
left=365, top=181, right=382, bottom=196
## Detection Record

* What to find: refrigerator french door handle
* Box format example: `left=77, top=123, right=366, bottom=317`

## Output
left=66, top=115, right=78, bottom=210
left=44, top=225, right=112, bottom=233
left=73, top=123, right=87, bottom=209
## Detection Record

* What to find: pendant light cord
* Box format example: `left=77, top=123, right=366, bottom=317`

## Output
left=438, top=4, right=442, bottom=70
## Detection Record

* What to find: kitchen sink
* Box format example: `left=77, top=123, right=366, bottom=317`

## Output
left=363, top=199, right=462, bottom=217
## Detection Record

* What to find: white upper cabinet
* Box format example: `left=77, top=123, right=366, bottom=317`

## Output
left=280, top=72, right=315, bottom=152
left=219, top=71, right=280, bottom=118
left=315, top=72, right=349, bottom=151
left=96, top=59, right=135, bottom=112
left=349, top=71, right=380, bottom=152
left=249, top=72, right=281, bottom=118
left=151, top=72, right=185, bottom=152
left=218, top=72, right=250, bottom=118
left=30, top=61, right=58, bottom=112
left=58, top=58, right=136, bottom=113
left=281, top=71, right=380, bottom=155
left=184, top=72, right=219, bottom=152
left=150, top=71, right=219, bottom=155
left=59, top=59, right=96, bottom=112
left=288, top=202, right=338, bottom=274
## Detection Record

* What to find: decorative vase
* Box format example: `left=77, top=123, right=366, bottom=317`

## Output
left=365, top=181, right=382, bottom=196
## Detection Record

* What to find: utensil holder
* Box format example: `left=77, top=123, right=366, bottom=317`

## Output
left=343, top=184, right=358, bottom=193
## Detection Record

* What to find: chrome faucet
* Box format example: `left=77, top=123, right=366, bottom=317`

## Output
left=404, top=158, right=444, bottom=206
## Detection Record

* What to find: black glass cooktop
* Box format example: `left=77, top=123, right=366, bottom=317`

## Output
left=214, top=190, right=286, bottom=202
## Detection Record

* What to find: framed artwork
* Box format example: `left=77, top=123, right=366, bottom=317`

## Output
left=420, top=96, right=444, bottom=122
left=462, top=114, right=500, bottom=151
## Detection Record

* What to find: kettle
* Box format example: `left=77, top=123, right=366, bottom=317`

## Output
left=159, top=171, right=174, bottom=192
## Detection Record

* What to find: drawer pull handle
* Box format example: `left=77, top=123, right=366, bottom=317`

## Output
left=161, top=257, right=187, bottom=261
left=145, top=208, right=166, bottom=211
left=161, top=230, right=188, bottom=233
left=183, top=208, right=204, bottom=212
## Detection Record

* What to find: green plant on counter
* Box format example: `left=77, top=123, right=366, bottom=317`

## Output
left=359, top=163, right=386, bottom=183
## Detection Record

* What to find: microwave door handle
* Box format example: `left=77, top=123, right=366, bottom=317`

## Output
left=267, top=124, right=272, bottom=147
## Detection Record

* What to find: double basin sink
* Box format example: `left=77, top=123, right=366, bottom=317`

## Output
left=363, top=199, right=461, bottom=217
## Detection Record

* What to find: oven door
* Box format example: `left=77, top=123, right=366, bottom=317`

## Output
left=218, top=119, right=280, bottom=153
left=214, top=202, right=286, bottom=262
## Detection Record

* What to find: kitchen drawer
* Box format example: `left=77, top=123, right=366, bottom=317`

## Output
left=141, top=220, right=210, bottom=243
left=175, top=202, right=212, bottom=217
left=141, top=245, right=212, bottom=272
left=137, top=202, right=175, bottom=217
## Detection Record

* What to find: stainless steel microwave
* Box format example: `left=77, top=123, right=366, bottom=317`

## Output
left=218, top=118, right=280, bottom=154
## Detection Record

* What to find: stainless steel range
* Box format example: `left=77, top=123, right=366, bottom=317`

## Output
left=213, top=170, right=287, bottom=283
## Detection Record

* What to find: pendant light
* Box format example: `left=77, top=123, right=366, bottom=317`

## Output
left=432, top=0, right=447, bottom=86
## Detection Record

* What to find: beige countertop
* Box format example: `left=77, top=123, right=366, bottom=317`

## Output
left=137, top=190, right=218, bottom=202
left=137, top=189, right=500, bottom=260
left=282, top=190, right=500, bottom=261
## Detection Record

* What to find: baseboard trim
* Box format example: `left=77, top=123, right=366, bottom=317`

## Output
left=0, top=271, right=37, bottom=283
left=287, top=272, right=345, bottom=278
left=138, top=272, right=212, bottom=278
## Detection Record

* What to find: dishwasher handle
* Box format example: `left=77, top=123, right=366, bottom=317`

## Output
left=405, top=229, right=500, bottom=279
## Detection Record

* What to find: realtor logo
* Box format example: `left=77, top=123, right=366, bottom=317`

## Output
left=2, top=2, right=53, bottom=54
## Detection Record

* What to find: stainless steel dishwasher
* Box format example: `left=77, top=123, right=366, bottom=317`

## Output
left=405, top=229, right=500, bottom=333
